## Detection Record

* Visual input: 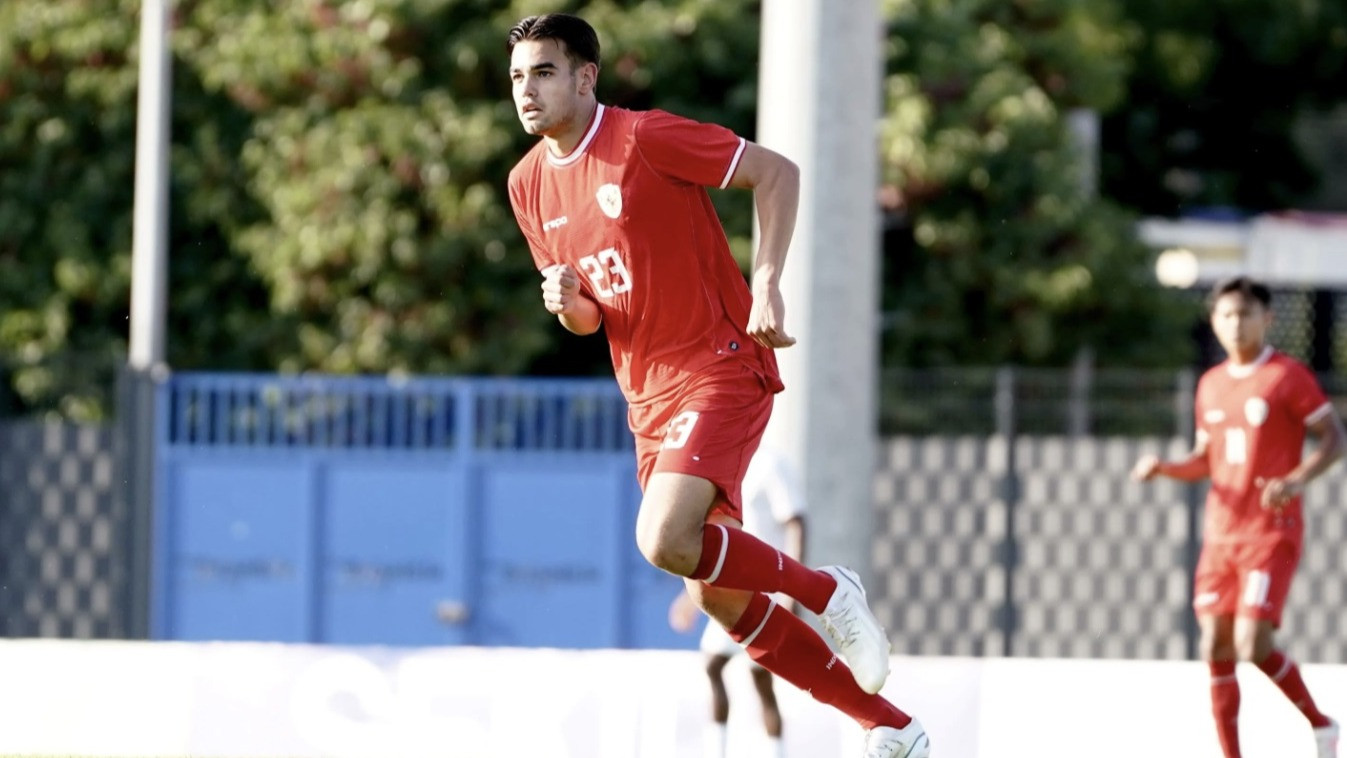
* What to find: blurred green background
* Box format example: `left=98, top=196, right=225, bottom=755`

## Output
left=2, top=0, right=1345, bottom=420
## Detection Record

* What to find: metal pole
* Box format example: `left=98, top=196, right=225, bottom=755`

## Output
left=1176, top=367, right=1200, bottom=659
left=756, top=0, right=882, bottom=578
left=123, top=0, right=172, bottom=638
left=130, top=0, right=171, bottom=370
left=995, top=367, right=1019, bottom=656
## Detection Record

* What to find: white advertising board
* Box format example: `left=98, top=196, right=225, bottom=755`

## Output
left=0, top=640, right=1341, bottom=757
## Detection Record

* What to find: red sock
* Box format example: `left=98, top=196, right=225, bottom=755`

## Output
left=1257, top=650, right=1332, bottom=728
left=690, top=524, right=837, bottom=614
left=728, top=592, right=912, bottom=731
left=1209, top=660, right=1241, bottom=758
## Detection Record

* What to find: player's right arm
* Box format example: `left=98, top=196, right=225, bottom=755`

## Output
left=508, top=173, right=602, bottom=336
left=541, top=264, right=603, bottom=335
left=1132, top=429, right=1212, bottom=482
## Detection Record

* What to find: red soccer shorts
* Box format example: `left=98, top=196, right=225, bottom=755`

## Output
left=629, top=362, right=775, bottom=523
left=1192, top=537, right=1302, bottom=626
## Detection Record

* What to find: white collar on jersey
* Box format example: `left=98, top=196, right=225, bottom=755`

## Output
left=1225, top=345, right=1274, bottom=378
left=547, top=103, right=606, bottom=167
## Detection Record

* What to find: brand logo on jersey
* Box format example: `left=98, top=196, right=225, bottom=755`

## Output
left=1244, top=397, right=1269, bottom=427
left=595, top=183, right=622, bottom=219
left=1204, top=409, right=1226, bottom=423
left=542, top=215, right=568, bottom=232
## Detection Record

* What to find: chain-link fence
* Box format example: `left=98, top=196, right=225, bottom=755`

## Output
left=0, top=357, right=151, bottom=640
left=872, top=365, right=1347, bottom=662
left=5, top=361, right=1347, bottom=661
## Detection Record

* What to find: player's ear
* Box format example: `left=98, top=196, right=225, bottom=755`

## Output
left=577, top=62, right=598, bottom=95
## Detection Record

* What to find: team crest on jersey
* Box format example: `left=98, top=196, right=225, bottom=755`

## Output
left=596, top=183, right=622, bottom=219
left=1244, top=397, right=1269, bottom=427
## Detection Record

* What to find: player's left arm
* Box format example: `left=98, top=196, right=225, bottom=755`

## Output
left=1262, top=403, right=1347, bottom=508
left=727, top=143, right=800, bottom=350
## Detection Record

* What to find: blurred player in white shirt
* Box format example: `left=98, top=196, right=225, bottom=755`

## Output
left=670, top=444, right=807, bottom=758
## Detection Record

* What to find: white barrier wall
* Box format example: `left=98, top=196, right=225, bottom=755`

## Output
left=3, top=640, right=1344, bottom=757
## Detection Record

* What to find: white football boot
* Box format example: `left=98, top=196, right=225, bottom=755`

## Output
left=865, top=720, right=931, bottom=758
left=818, top=565, right=892, bottom=694
left=1316, top=718, right=1339, bottom=758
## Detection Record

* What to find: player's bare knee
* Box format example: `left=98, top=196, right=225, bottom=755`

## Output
left=1198, top=616, right=1236, bottom=661
left=1233, top=627, right=1272, bottom=663
left=635, top=529, right=699, bottom=575
left=1233, top=636, right=1261, bottom=662
left=1200, top=637, right=1236, bottom=662
left=634, top=516, right=698, bottom=576
left=635, top=491, right=707, bottom=575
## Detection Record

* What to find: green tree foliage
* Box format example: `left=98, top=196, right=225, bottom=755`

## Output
left=0, top=0, right=758, bottom=417
left=11, top=0, right=1332, bottom=417
left=1104, top=0, right=1347, bottom=214
left=880, top=0, right=1198, bottom=368
left=0, top=1, right=141, bottom=418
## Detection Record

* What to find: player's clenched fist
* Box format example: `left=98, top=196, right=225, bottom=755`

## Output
left=541, top=264, right=581, bottom=315
left=1131, top=454, right=1161, bottom=481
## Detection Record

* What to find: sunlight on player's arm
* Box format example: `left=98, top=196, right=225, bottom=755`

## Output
left=727, top=142, right=799, bottom=349
left=1272, top=409, right=1347, bottom=500
left=726, top=142, right=799, bottom=290
left=1134, top=429, right=1212, bottom=482
left=556, top=295, right=602, bottom=335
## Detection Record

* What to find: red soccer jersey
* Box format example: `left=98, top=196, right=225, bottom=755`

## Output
left=507, top=104, right=783, bottom=408
left=1194, top=347, right=1332, bottom=543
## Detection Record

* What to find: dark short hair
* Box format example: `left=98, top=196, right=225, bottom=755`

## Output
left=506, top=14, right=601, bottom=69
left=1207, top=275, right=1272, bottom=313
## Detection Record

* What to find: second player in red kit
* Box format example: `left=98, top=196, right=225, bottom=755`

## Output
left=1134, top=276, right=1344, bottom=758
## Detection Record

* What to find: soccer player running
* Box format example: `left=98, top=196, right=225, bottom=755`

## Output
left=669, top=444, right=808, bottom=758
left=1132, top=276, right=1343, bottom=758
left=505, top=13, right=929, bottom=758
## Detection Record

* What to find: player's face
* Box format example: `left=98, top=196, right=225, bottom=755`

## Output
left=509, top=39, right=591, bottom=137
left=1210, top=291, right=1272, bottom=359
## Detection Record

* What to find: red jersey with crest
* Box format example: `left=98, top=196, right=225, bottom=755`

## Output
left=1194, top=347, right=1332, bottom=544
left=507, top=104, right=783, bottom=409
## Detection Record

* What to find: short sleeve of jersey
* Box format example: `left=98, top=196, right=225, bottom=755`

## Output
left=507, top=174, right=555, bottom=272
left=1282, top=360, right=1331, bottom=424
left=633, top=109, right=747, bottom=189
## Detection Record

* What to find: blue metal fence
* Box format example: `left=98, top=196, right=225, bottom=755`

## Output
left=152, top=373, right=693, bottom=650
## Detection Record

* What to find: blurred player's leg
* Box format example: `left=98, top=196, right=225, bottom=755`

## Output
left=1250, top=640, right=1336, bottom=757
left=750, top=664, right=784, bottom=758
left=1254, top=647, right=1333, bottom=728
left=1200, top=613, right=1241, bottom=757
left=704, top=655, right=730, bottom=758
left=1232, top=545, right=1335, bottom=754
left=1208, top=659, right=1241, bottom=758
left=699, top=629, right=733, bottom=758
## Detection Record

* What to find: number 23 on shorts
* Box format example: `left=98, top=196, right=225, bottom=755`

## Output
left=663, top=411, right=700, bottom=449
